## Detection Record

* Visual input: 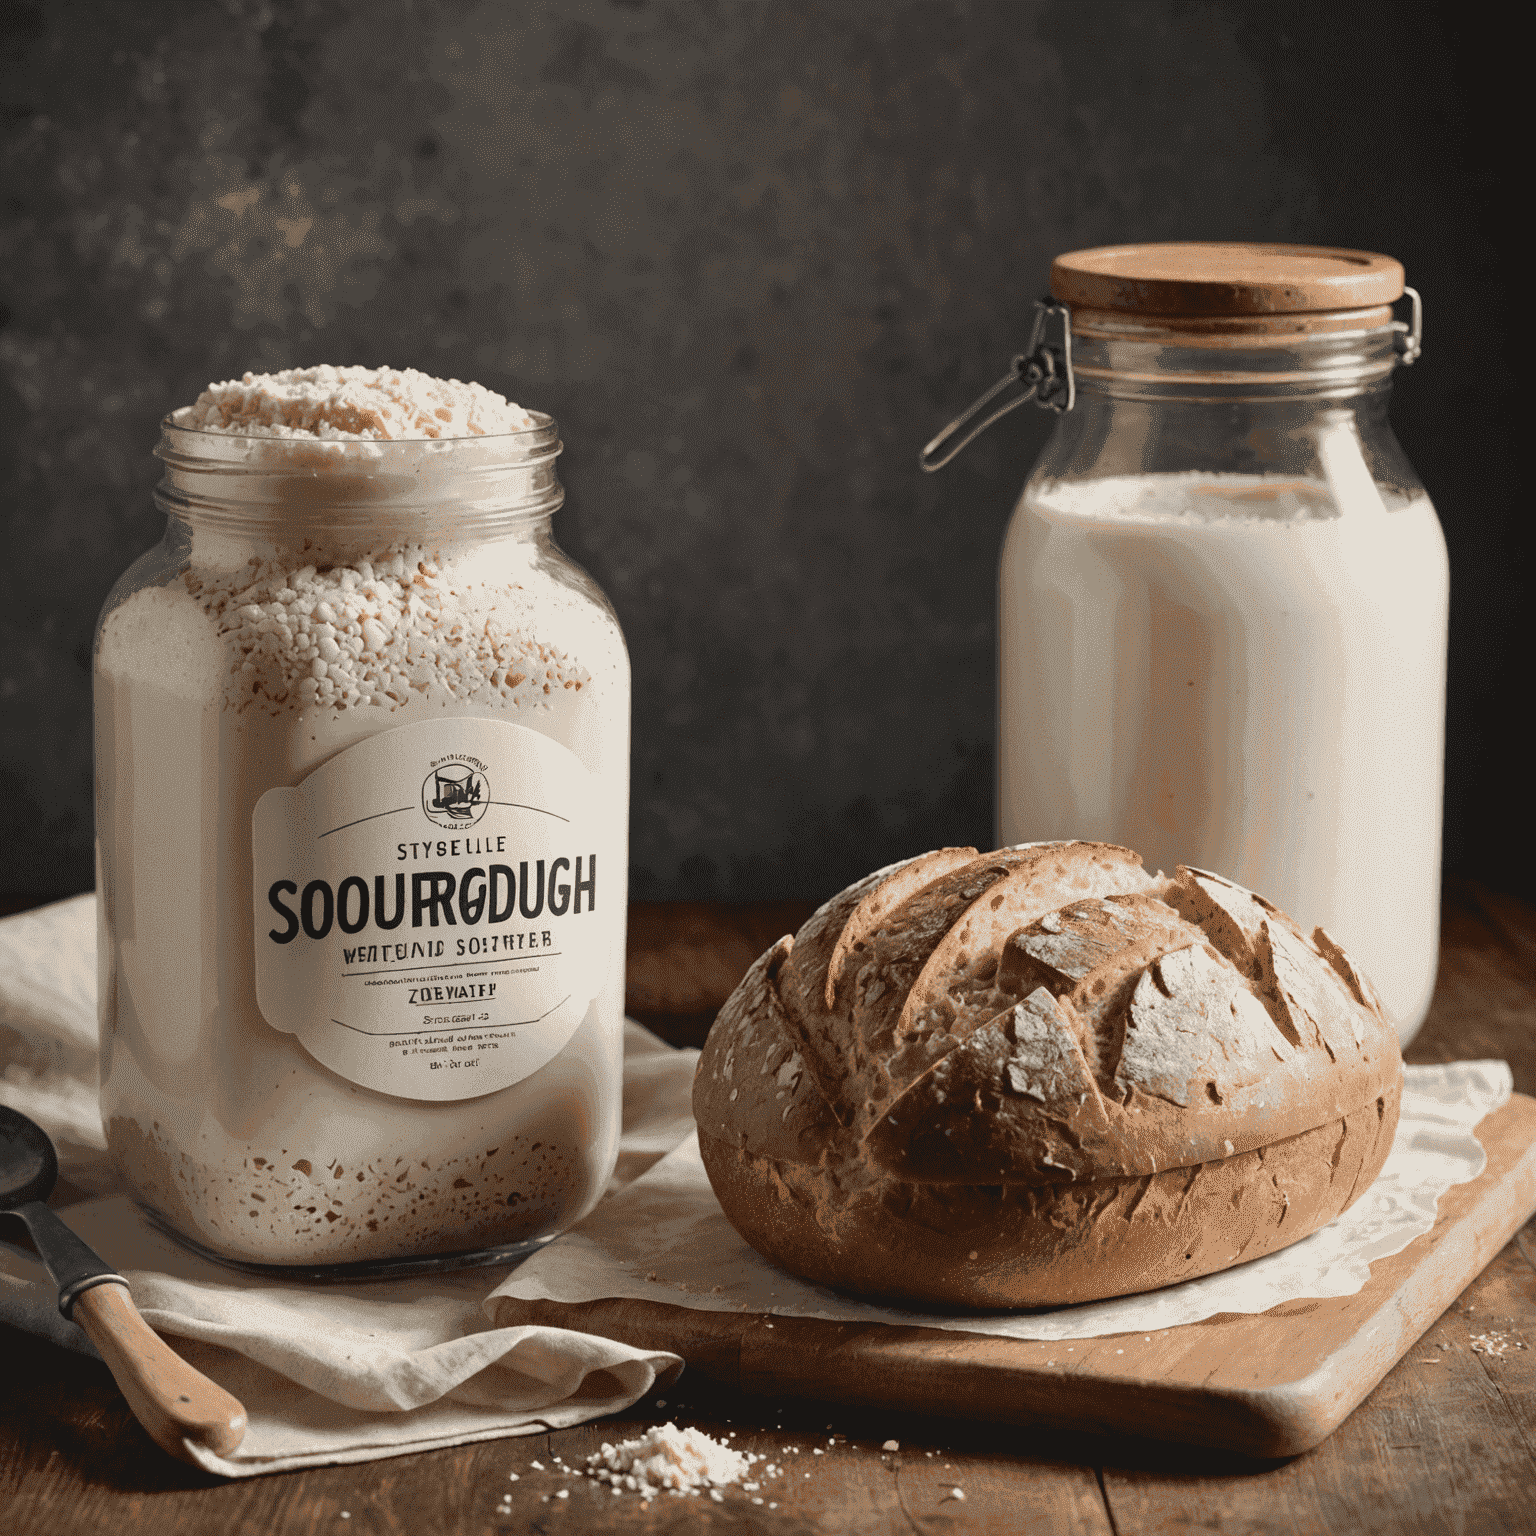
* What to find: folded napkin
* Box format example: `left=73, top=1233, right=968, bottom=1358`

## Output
left=0, top=895, right=693, bottom=1476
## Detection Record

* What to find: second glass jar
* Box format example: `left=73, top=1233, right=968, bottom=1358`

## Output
left=995, top=255, right=1447, bottom=1045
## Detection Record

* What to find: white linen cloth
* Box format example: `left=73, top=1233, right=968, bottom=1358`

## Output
left=0, top=894, right=1514, bottom=1472
left=0, top=895, right=691, bottom=1476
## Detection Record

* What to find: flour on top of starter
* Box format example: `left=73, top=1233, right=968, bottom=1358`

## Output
left=176, top=365, right=537, bottom=440
left=95, top=366, right=629, bottom=1267
left=185, top=547, right=591, bottom=718
left=169, top=368, right=584, bottom=717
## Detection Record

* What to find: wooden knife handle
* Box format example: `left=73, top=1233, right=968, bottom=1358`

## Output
left=72, top=1282, right=247, bottom=1462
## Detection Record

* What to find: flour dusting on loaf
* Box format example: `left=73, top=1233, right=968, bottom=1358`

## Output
left=693, top=841, right=1403, bottom=1309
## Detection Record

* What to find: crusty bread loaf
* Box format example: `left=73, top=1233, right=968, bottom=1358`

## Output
left=692, top=842, right=1402, bottom=1309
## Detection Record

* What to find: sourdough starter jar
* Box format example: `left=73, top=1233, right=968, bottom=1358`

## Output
left=95, top=376, right=630, bottom=1271
left=928, top=244, right=1447, bottom=1047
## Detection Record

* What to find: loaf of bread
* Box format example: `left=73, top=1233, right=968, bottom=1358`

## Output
left=693, top=842, right=1402, bottom=1309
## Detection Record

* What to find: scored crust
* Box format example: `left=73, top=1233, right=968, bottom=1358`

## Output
left=692, top=841, right=1403, bottom=1309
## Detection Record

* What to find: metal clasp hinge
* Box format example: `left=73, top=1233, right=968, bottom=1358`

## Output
left=1392, top=285, right=1423, bottom=366
left=920, top=299, right=1075, bottom=472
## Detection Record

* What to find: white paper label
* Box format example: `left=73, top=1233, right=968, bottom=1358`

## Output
left=253, top=718, right=611, bottom=1101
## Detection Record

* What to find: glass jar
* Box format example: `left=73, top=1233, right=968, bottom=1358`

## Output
left=94, top=417, right=630, bottom=1273
left=929, top=244, right=1447, bottom=1047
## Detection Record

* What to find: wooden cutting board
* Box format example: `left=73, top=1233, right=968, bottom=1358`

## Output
left=499, top=1092, right=1536, bottom=1458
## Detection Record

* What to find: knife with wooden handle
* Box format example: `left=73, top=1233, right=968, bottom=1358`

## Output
left=1, top=1103, right=247, bottom=1463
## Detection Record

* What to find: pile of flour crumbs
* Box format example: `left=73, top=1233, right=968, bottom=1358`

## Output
left=175, top=365, right=537, bottom=440
left=585, top=1424, right=750, bottom=1500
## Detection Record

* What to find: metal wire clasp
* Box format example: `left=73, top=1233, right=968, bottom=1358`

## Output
left=1392, top=285, right=1423, bottom=366
left=920, top=300, right=1075, bottom=472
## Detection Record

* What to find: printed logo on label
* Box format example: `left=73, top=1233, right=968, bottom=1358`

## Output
left=252, top=719, right=615, bottom=1102
left=421, top=754, right=489, bottom=828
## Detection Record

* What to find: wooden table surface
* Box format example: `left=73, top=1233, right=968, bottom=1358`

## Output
left=4, top=881, right=1535, bottom=1534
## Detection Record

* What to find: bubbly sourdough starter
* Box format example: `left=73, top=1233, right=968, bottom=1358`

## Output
left=96, top=382, right=629, bottom=1267
left=998, top=472, right=1448, bottom=1042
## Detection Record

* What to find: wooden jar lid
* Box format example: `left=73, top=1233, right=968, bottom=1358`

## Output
left=1050, top=243, right=1405, bottom=317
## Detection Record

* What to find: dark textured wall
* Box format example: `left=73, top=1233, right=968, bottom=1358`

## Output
left=0, top=0, right=1522, bottom=902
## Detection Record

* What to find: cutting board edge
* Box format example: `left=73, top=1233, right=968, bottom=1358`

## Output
left=1212, top=1097, right=1536, bottom=1454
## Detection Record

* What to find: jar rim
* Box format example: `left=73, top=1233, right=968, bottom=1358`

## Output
left=1065, top=307, right=1400, bottom=345
left=153, top=410, right=565, bottom=524
left=1067, top=322, right=1402, bottom=402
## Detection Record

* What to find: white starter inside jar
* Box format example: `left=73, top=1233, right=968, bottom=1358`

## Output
left=998, top=469, right=1447, bottom=1041
left=94, top=368, right=630, bottom=1269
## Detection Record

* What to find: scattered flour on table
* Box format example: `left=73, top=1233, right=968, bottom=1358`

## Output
left=584, top=1423, right=750, bottom=1499
left=174, top=365, right=536, bottom=440
left=1469, top=1329, right=1527, bottom=1358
